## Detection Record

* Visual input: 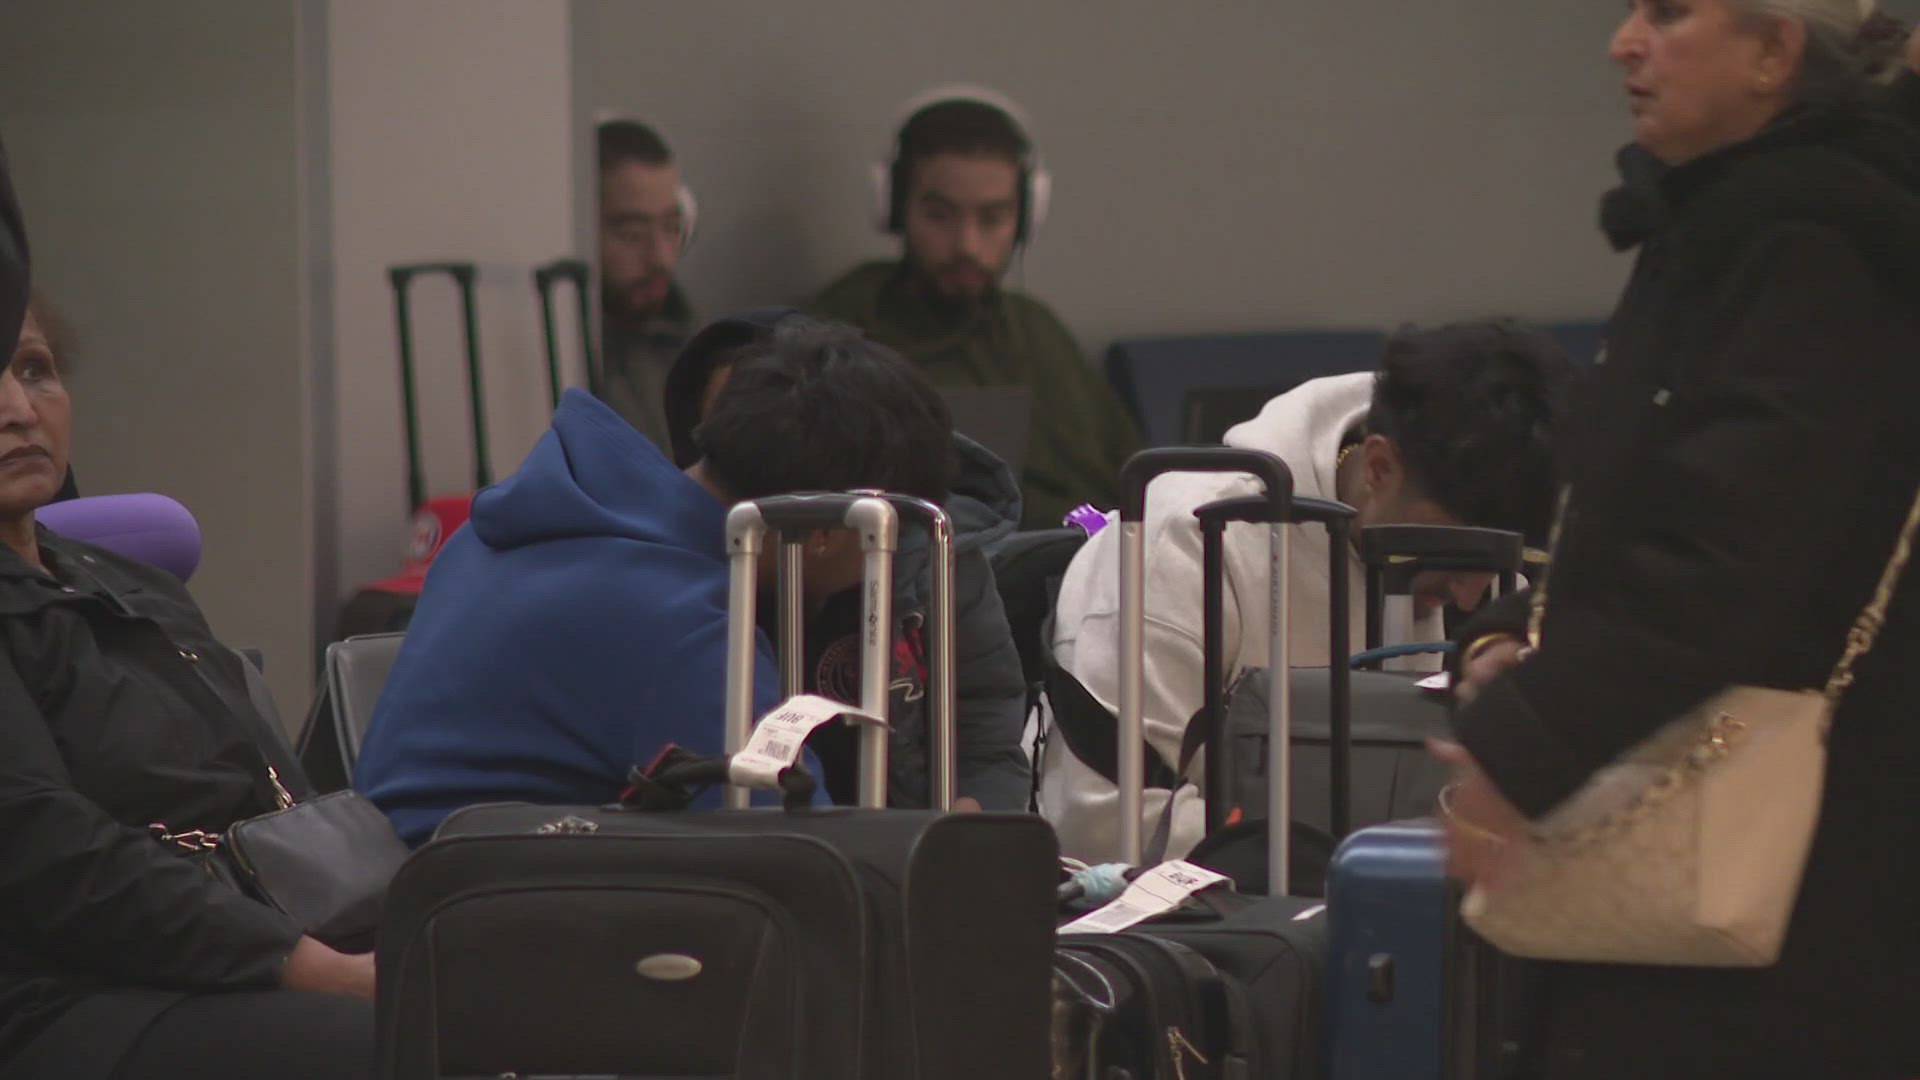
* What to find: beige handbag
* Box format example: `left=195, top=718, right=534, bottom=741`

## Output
left=1459, top=486, right=1920, bottom=967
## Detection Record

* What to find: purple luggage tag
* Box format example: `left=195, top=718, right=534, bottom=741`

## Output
left=1063, top=504, right=1110, bottom=537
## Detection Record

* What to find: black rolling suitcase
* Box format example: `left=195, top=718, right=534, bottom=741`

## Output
left=1054, top=448, right=1338, bottom=1080
left=376, top=493, right=1058, bottom=1080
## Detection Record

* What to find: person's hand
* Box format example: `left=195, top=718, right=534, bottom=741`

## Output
left=281, top=935, right=375, bottom=1000
left=952, top=796, right=983, bottom=813
left=1428, top=739, right=1533, bottom=891
left=1455, top=634, right=1530, bottom=709
left=1906, top=22, right=1920, bottom=74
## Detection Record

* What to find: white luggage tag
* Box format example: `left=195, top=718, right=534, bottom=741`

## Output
left=726, top=693, right=886, bottom=792
left=1058, top=860, right=1230, bottom=935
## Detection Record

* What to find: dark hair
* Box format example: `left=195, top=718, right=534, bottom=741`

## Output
left=694, top=316, right=953, bottom=504
left=890, top=100, right=1031, bottom=233
left=597, top=119, right=672, bottom=171
left=897, top=100, right=1029, bottom=169
left=664, top=307, right=802, bottom=467
left=1366, top=319, right=1575, bottom=546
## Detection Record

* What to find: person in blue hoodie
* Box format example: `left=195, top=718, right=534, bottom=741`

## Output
left=661, top=309, right=1031, bottom=811
left=354, top=315, right=956, bottom=845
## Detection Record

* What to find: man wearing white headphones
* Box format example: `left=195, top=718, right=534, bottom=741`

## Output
left=812, top=88, right=1139, bottom=530
left=597, top=119, right=699, bottom=447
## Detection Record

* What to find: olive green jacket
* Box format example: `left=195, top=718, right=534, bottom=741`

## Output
left=812, top=261, right=1139, bottom=529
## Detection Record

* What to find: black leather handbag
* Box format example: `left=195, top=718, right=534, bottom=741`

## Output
left=159, top=774, right=409, bottom=954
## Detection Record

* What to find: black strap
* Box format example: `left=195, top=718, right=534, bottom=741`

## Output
left=1142, top=671, right=1248, bottom=866
left=1043, top=660, right=1182, bottom=793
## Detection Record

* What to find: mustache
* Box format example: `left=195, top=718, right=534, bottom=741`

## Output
left=937, top=258, right=992, bottom=277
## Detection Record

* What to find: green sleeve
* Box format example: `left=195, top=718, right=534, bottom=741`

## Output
left=1016, top=304, right=1142, bottom=529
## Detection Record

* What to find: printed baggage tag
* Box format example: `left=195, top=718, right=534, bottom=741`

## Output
left=727, top=694, right=885, bottom=791
left=1058, top=860, right=1229, bottom=935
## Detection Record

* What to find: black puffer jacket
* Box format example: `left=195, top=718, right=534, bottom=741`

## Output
left=796, top=433, right=1032, bottom=809
left=877, top=432, right=1031, bottom=809
left=0, top=531, right=300, bottom=1078
left=1456, top=102, right=1920, bottom=1077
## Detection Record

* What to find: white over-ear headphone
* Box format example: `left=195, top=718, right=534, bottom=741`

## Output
left=593, top=109, right=699, bottom=252
left=869, top=83, right=1053, bottom=243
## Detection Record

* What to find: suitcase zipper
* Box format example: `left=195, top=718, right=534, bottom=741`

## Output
left=1168, top=1025, right=1210, bottom=1080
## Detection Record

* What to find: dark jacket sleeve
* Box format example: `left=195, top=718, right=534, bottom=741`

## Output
left=1889, top=70, right=1920, bottom=128
left=1455, top=223, right=1918, bottom=816
left=0, top=654, right=301, bottom=989
left=1455, top=587, right=1532, bottom=646
left=951, top=547, right=1033, bottom=809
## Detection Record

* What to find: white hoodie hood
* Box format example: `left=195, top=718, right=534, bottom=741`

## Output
left=1040, top=372, right=1436, bottom=865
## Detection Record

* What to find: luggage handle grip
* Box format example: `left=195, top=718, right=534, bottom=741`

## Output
left=1288, top=495, right=1359, bottom=527
left=1360, top=524, right=1525, bottom=660
left=1119, top=448, right=1294, bottom=521
left=532, top=257, right=589, bottom=291
left=1193, top=493, right=1359, bottom=529
left=388, top=262, right=477, bottom=290
left=731, top=493, right=899, bottom=545
left=1358, top=525, right=1524, bottom=572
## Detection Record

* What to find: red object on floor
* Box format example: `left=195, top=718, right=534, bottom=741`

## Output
left=364, top=494, right=473, bottom=596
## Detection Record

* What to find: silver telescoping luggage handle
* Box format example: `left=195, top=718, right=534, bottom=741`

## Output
left=1115, top=449, right=1295, bottom=889
left=724, top=494, right=898, bottom=810
left=847, top=491, right=958, bottom=811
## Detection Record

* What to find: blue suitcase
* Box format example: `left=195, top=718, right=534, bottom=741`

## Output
left=1327, top=819, right=1537, bottom=1080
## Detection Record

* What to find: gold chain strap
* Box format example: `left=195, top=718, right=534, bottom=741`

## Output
left=1528, top=483, right=1920, bottom=710
left=1529, top=709, right=1751, bottom=849
left=1822, top=482, right=1920, bottom=703
left=1525, top=488, right=1570, bottom=649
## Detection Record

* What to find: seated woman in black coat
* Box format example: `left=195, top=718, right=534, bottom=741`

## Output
left=0, top=295, right=374, bottom=1080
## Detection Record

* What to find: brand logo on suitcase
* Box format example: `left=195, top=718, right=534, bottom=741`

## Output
left=634, top=953, right=705, bottom=982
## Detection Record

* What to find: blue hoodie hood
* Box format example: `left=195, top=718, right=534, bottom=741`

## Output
left=471, top=387, right=726, bottom=555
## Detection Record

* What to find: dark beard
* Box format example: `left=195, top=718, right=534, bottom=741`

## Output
left=602, top=278, right=671, bottom=323
left=907, top=257, right=1000, bottom=315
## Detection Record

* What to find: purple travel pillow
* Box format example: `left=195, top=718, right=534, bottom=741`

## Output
left=38, top=493, right=202, bottom=583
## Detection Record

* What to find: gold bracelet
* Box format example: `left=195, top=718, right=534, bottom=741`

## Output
left=1438, top=783, right=1508, bottom=846
left=1461, top=632, right=1525, bottom=665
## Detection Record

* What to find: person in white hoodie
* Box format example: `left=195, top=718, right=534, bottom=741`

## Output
left=1040, top=319, right=1575, bottom=864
